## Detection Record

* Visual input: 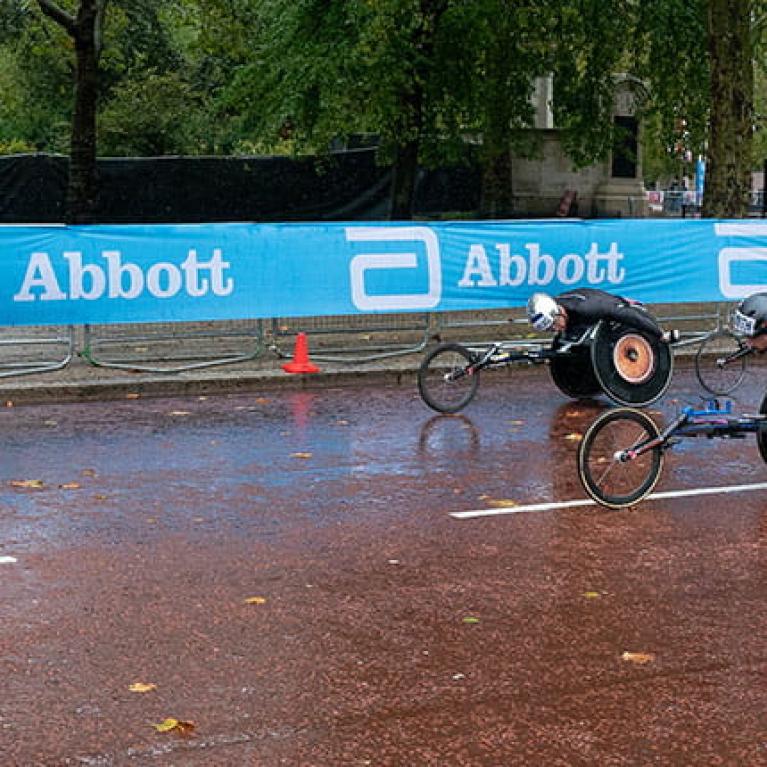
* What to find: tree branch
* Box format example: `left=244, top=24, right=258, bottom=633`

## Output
left=36, top=0, right=75, bottom=35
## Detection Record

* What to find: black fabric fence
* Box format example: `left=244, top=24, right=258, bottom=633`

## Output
left=0, top=149, right=481, bottom=224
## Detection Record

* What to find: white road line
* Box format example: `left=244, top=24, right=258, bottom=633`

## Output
left=0, top=556, right=18, bottom=564
left=450, top=481, right=767, bottom=520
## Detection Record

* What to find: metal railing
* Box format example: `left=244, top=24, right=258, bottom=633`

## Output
left=269, top=313, right=434, bottom=363
left=0, top=325, right=75, bottom=378
left=0, top=302, right=738, bottom=381
left=80, top=320, right=265, bottom=373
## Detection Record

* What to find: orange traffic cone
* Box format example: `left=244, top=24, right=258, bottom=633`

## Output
left=282, top=332, right=320, bottom=374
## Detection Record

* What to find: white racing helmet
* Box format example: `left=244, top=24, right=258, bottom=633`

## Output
left=527, top=292, right=560, bottom=331
left=731, top=292, right=767, bottom=337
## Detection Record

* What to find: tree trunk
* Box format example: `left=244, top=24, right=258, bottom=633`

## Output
left=480, top=142, right=513, bottom=219
left=387, top=0, right=447, bottom=221
left=37, top=0, right=101, bottom=224
left=703, top=0, right=753, bottom=217
left=68, top=2, right=99, bottom=224
left=389, top=140, right=420, bottom=220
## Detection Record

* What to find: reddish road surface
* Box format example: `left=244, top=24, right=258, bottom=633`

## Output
left=2, top=361, right=767, bottom=766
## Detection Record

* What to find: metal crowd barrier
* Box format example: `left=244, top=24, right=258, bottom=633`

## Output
left=80, top=320, right=265, bottom=373
left=0, top=302, right=738, bottom=381
left=269, top=313, right=434, bottom=363
left=0, top=325, right=75, bottom=378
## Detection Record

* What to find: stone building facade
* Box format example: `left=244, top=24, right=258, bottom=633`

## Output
left=512, top=74, right=648, bottom=218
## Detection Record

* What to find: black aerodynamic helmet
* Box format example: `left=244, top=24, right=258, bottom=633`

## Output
left=732, top=292, right=767, bottom=337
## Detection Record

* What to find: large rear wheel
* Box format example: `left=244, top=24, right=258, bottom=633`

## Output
left=695, top=329, right=748, bottom=396
left=591, top=322, right=673, bottom=407
left=577, top=408, right=664, bottom=509
left=417, top=343, right=481, bottom=414
left=549, top=346, right=601, bottom=399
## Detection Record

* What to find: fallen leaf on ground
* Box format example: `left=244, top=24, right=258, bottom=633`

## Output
left=621, top=651, right=655, bottom=664
left=462, top=616, right=480, bottom=624
left=290, top=452, right=312, bottom=459
left=59, top=482, right=81, bottom=490
left=583, top=591, right=601, bottom=599
left=564, top=433, right=583, bottom=441
left=81, top=469, right=97, bottom=477
left=487, top=499, right=518, bottom=508
left=10, top=479, right=44, bottom=489
left=244, top=596, right=267, bottom=605
left=125, top=393, right=140, bottom=399
left=254, top=398, right=271, bottom=405
left=129, top=682, right=156, bottom=693
left=152, top=718, right=195, bottom=734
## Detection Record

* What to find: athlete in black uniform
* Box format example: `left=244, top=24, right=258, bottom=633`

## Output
left=526, top=288, right=679, bottom=343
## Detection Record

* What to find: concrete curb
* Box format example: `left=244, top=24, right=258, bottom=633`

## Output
left=0, top=358, right=423, bottom=405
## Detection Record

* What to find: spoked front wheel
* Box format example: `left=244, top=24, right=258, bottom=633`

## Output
left=577, top=408, right=664, bottom=509
left=695, top=329, right=748, bottom=396
left=417, top=343, right=481, bottom=413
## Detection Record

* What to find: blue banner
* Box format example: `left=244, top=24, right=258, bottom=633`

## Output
left=1, top=219, right=767, bottom=326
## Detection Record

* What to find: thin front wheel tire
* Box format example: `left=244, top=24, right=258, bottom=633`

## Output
left=695, top=330, right=748, bottom=396
left=577, top=408, right=664, bottom=509
left=417, top=343, right=480, bottom=414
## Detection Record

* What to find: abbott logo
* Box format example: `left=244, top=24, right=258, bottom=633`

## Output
left=346, top=226, right=442, bottom=311
left=717, top=223, right=767, bottom=298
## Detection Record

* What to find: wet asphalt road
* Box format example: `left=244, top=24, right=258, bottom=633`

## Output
left=2, top=360, right=767, bottom=766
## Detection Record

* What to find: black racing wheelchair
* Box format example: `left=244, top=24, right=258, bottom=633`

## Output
left=417, top=319, right=674, bottom=414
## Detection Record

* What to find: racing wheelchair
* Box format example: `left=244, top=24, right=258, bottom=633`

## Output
left=577, top=396, right=767, bottom=509
left=417, top=319, right=674, bottom=414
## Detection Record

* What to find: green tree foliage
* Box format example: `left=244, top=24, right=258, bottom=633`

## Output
left=211, top=0, right=640, bottom=218
left=635, top=0, right=767, bottom=216
left=2, top=0, right=766, bottom=218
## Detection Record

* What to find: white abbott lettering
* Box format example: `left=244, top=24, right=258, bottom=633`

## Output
left=13, top=252, right=67, bottom=302
left=12, top=248, right=235, bottom=303
left=458, top=244, right=497, bottom=287
left=585, top=242, right=625, bottom=283
left=103, top=251, right=143, bottom=299
left=498, top=244, right=526, bottom=286
left=147, top=263, right=182, bottom=298
left=64, top=252, right=106, bottom=300
left=182, top=250, right=208, bottom=297
left=526, top=244, right=555, bottom=284
left=457, top=241, right=626, bottom=289
left=206, top=248, right=234, bottom=296
left=557, top=253, right=584, bottom=284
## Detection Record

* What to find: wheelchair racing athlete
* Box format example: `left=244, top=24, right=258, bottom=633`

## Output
left=732, top=292, right=767, bottom=352
left=526, top=287, right=680, bottom=344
